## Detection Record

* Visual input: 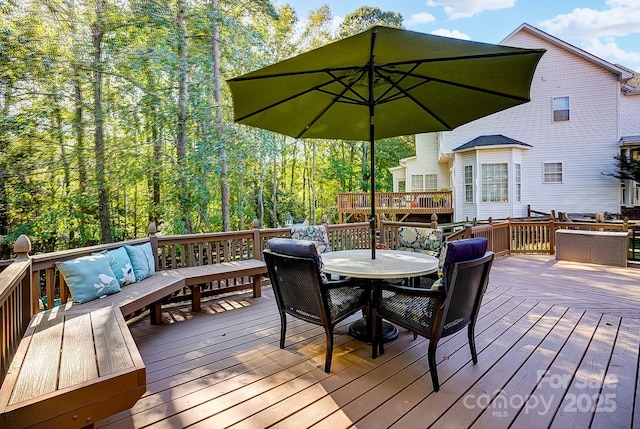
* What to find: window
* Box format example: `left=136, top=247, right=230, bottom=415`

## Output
left=515, top=163, right=521, bottom=203
left=543, top=162, right=563, bottom=183
left=397, top=180, right=406, bottom=192
left=411, top=175, right=423, bottom=191
left=481, top=163, right=508, bottom=202
left=424, top=174, right=438, bottom=191
left=553, top=96, right=570, bottom=122
left=410, top=174, right=437, bottom=191
left=464, top=165, right=474, bottom=203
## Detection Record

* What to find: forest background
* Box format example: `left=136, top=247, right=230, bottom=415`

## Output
left=0, top=1, right=415, bottom=257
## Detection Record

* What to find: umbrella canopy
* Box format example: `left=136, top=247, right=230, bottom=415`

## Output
left=228, top=26, right=544, bottom=258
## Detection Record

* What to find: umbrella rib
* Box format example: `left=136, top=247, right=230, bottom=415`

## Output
left=294, top=70, right=365, bottom=139
left=379, top=49, right=544, bottom=69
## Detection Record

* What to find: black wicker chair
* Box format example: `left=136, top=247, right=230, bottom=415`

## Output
left=264, top=238, right=369, bottom=373
left=373, top=237, right=494, bottom=391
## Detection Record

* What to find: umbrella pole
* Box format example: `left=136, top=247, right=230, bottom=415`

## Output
left=370, top=136, right=376, bottom=259
left=368, top=33, right=377, bottom=260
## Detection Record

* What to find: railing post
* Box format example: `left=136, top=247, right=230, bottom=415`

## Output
left=252, top=218, right=263, bottom=260
left=430, top=213, right=438, bottom=229
left=380, top=213, right=387, bottom=245
left=623, top=216, right=629, bottom=232
left=14, top=235, right=34, bottom=321
left=549, top=214, right=556, bottom=255
left=507, top=216, right=512, bottom=255
left=463, top=224, right=472, bottom=239
left=148, top=222, right=159, bottom=271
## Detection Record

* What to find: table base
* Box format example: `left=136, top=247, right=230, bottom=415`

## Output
left=348, top=318, right=399, bottom=343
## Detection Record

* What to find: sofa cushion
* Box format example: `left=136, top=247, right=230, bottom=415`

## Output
left=57, top=254, right=121, bottom=304
left=124, top=243, right=156, bottom=282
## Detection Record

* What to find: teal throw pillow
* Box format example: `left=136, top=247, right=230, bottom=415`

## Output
left=124, top=242, right=156, bottom=282
left=94, top=246, right=135, bottom=286
left=57, top=254, right=121, bottom=304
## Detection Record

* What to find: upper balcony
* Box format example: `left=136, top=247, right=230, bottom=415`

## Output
left=337, top=191, right=454, bottom=223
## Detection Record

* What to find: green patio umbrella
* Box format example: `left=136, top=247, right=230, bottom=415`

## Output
left=228, top=26, right=544, bottom=258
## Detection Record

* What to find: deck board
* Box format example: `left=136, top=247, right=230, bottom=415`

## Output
left=96, top=255, right=640, bottom=428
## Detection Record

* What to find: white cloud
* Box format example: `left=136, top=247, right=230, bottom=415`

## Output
left=539, top=1, right=640, bottom=38
left=583, top=38, right=640, bottom=71
left=406, top=12, right=436, bottom=27
left=431, top=29, right=471, bottom=40
left=428, top=0, right=515, bottom=20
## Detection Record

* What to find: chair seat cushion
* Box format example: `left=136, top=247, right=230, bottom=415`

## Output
left=327, top=286, right=367, bottom=319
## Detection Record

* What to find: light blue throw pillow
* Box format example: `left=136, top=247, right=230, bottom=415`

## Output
left=57, top=254, right=121, bottom=304
left=124, top=242, right=156, bottom=282
left=94, top=247, right=135, bottom=286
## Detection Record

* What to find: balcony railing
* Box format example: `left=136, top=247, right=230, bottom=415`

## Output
left=338, top=191, right=453, bottom=218
left=0, top=215, right=636, bottom=385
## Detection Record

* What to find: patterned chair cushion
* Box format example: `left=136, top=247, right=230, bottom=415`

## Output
left=290, top=225, right=330, bottom=254
left=397, top=226, right=444, bottom=257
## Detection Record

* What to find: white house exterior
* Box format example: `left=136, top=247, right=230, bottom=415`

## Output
left=391, top=23, right=640, bottom=222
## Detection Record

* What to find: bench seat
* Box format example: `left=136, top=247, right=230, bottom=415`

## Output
left=0, top=258, right=268, bottom=429
left=0, top=306, right=145, bottom=429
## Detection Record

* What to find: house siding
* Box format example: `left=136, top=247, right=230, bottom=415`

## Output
left=440, top=28, right=623, bottom=221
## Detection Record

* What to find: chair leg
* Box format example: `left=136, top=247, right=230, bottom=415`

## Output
left=468, top=324, right=478, bottom=364
left=428, top=340, right=440, bottom=392
left=372, top=311, right=378, bottom=359
left=324, top=329, right=334, bottom=373
left=377, top=316, right=385, bottom=356
left=279, top=312, right=287, bottom=349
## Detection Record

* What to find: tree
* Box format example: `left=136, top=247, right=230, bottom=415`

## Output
left=605, top=154, right=640, bottom=182
left=337, top=6, right=403, bottom=39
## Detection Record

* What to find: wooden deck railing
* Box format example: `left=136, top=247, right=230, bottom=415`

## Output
left=0, top=236, right=32, bottom=385
left=338, top=191, right=454, bottom=223
left=0, top=215, right=636, bottom=384
left=448, top=216, right=632, bottom=257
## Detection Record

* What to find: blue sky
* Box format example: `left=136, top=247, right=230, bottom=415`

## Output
left=275, top=0, right=640, bottom=72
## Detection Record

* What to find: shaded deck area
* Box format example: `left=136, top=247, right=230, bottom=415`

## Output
left=99, top=255, right=640, bottom=428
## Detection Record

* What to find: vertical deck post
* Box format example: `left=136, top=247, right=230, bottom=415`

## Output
left=149, top=222, right=159, bottom=271
left=14, top=235, right=33, bottom=325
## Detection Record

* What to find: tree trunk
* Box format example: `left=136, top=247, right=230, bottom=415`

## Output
left=175, top=0, right=191, bottom=233
left=210, top=0, right=230, bottom=231
left=93, top=0, right=112, bottom=243
left=311, top=140, right=316, bottom=224
left=272, top=149, right=277, bottom=227
left=0, top=83, right=11, bottom=235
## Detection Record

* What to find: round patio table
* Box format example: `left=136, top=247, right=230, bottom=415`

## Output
left=321, top=249, right=438, bottom=342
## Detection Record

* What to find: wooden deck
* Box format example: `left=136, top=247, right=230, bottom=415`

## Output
left=97, top=255, right=640, bottom=428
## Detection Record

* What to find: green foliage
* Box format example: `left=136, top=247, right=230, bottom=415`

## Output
left=0, top=0, right=415, bottom=254
left=605, top=154, right=640, bottom=182
left=337, top=6, right=404, bottom=38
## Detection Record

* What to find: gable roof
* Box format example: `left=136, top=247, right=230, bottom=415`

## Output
left=502, top=23, right=634, bottom=82
left=453, top=134, right=532, bottom=152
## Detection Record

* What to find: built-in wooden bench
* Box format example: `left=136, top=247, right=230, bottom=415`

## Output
left=0, top=249, right=267, bottom=429
left=0, top=306, right=145, bottom=429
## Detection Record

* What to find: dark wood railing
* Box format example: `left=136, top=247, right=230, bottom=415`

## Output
left=0, top=214, right=636, bottom=384
left=448, top=216, right=631, bottom=257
